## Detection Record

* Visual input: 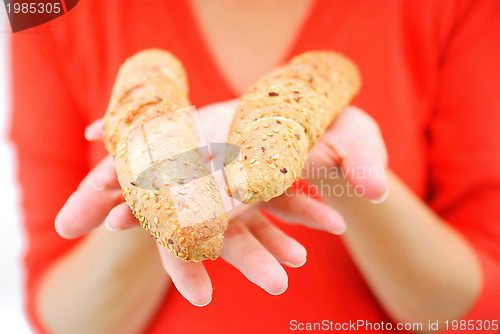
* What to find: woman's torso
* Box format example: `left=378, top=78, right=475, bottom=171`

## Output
left=44, top=0, right=459, bottom=332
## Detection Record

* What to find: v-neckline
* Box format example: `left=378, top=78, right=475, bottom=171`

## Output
left=179, top=0, right=321, bottom=98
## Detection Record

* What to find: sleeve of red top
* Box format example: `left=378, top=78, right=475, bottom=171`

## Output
left=9, top=26, right=89, bottom=333
left=428, top=0, right=500, bottom=323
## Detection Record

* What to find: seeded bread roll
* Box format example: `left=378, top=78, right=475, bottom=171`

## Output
left=103, top=49, right=228, bottom=262
left=225, top=50, right=361, bottom=204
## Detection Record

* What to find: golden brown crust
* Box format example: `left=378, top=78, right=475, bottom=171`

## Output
left=103, top=49, right=228, bottom=262
left=225, top=50, right=361, bottom=204
left=225, top=117, right=308, bottom=203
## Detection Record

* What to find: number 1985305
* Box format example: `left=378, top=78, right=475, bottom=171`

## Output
left=6, top=2, right=61, bottom=14
left=445, top=320, right=498, bottom=331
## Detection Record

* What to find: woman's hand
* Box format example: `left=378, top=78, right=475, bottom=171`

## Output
left=305, top=105, right=388, bottom=202
left=55, top=100, right=337, bottom=305
left=55, top=99, right=388, bottom=306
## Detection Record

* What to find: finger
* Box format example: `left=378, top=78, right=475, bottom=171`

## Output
left=264, top=192, right=345, bottom=234
left=55, top=156, right=122, bottom=238
left=308, top=106, right=388, bottom=201
left=323, top=106, right=388, bottom=165
left=157, top=244, right=212, bottom=306
left=210, top=168, right=254, bottom=221
left=240, top=210, right=307, bottom=267
left=197, top=99, right=239, bottom=144
left=55, top=187, right=123, bottom=239
left=83, top=155, right=119, bottom=191
left=84, top=118, right=104, bottom=141
left=342, top=149, right=388, bottom=202
left=104, top=202, right=140, bottom=231
left=223, top=196, right=254, bottom=221
left=221, top=220, right=288, bottom=295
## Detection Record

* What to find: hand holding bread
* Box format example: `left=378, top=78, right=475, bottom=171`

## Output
left=225, top=51, right=361, bottom=204
left=102, top=49, right=361, bottom=262
left=55, top=48, right=389, bottom=307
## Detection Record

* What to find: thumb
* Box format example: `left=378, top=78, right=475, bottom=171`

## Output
left=85, top=118, right=104, bottom=141
left=307, top=106, right=388, bottom=202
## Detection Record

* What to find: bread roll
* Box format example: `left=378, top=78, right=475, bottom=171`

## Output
left=103, top=49, right=228, bottom=262
left=225, top=51, right=361, bottom=204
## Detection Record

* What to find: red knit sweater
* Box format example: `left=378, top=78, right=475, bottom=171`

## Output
left=10, top=0, right=500, bottom=333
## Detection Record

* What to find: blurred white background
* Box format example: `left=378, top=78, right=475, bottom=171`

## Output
left=0, top=8, right=34, bottom=334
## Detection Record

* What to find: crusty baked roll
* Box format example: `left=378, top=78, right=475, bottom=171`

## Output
left=103, top=49, right=228, bottom=262
left=225, top=50, right=361, bottom=204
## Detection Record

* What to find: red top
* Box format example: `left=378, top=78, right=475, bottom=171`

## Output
left=10, top=0, right=500, bottom=333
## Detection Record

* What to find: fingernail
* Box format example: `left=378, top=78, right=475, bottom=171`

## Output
left=369, top=186, right=389, bottom=204
left=284, top=257, right=307, bottom=268
left=91, top=179, right=106, bottom=191
left=266, top=286, right=287, bottom=296
left=104, top=218, right=122, bottom=232
left=84, top=127, right=92, bottom=141
left=84, top=125, right=101, bottom=141
left=189, top=296, right=212, bottom=307
left=331, top=223, right=346, bottom=235
left=329, top=214, right=346, bottom=235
